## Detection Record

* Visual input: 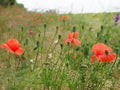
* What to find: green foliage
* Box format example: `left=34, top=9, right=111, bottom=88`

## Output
left=0, top=0, right=16, bottom=7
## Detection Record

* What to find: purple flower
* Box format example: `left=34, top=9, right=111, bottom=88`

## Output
left=115, top=13, right=119, bottom=23
left=115, top=13, right=119, bottom=26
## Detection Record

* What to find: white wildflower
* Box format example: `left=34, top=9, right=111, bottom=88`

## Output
left=48, top=53, right=52, bottom=59
left=30, top=59, right=34, bottom=63
left=54, top=39, right=58, bottom=44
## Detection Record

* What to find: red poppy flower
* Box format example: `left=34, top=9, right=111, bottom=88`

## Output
left=59, top=15, right=68, bottom=21
left=38, top=13, right=42, bottom=17
left=1, top=39, right=24, bottom=55
left=91, top=43, right=116, bottom=63
left=64, top=31, right=81, bottom=46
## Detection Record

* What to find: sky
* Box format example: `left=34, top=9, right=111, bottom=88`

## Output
left=16, top=0, right=120, bottom=14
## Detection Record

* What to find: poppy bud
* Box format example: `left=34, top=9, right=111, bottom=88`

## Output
left=67, top=42, right=70, bottom=46
left=56, top=26, right=59, bottom=30
left=101, top=25, right=104, bottom=30
left=21, top=27, right=24, bottom=32
left=58, top=35, right=61, bottom=39
left=76, top=47, right=80, bottom=51
left=82, top=25, right=84, bottom=30
left=24, top=39, right=28, bottom=46
left=66, top=63, right=69, bottom=67
left=55, top=27, right=59, bottom=33
left=72, top=26, right=76, bottom=32
left=38, top=33, right=40, bottom=37
left=119, top=40, right=120, bottom=43
left=84, top=46, right=89, bottom=58
left=60, top=44, right=63, bottom=49
left=36, top=41, right=40, bottom=47
left=34, top=41, right=40, bottom=50
left=44, top=24, right=47, bottom=29
left=104, top=39, right=107, bottom=44
left=33, top=47, right=38, bottom=50
left=97, top=32, right=100, bottom=38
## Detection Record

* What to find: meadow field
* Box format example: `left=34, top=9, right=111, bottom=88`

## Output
left=0, top=6, right=120, bottom=90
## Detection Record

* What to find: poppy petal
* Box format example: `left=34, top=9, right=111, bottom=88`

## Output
left=107, top=53, right=117, bottom=62
left=68, top=31, right=73, bottom=39
left=64, top=39, right=72, bottom=44
left=74, top=32, right=79, bottom=39
left=7, top=47, right=15, bottom=53
left=98, top=54, right=107, bottom=62
left=92, top=43, right=113, bottom=55
left=1, top=44, right=8, bottom=48
left=15, top=48, right=24, bottom=55
left=72, top=39, right=80, bottom=46
left=1, top=43, right=15, bottom=53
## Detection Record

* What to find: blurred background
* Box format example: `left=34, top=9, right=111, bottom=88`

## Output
left=16, top=0, right=120, bottom=13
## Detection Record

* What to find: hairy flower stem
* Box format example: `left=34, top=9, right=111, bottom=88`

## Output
left=51, top=45, right=66, bottom=89
left=51, top=46, right=63, bottom=71
left=33, top=47, right=40, bottom=71
left=40, top=24, right=47, bottom=63
left=20, top=27, right=24, bottom=42
left=45, top=28, right=58, bottom=62
left=63, top=20, right=66, bottom=29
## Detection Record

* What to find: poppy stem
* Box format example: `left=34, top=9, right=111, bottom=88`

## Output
left=45, top=27, right=58, bottom=62
left=111, top=58, right=117, bottom=69
left=41, top=24, right=47, bottom=62
left=33, top=47, right=40, bottom=71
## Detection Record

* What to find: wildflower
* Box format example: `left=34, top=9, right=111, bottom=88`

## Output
left=30, top=59, right=34, bottom=71
left=64, top=31, right=81, bottom=46
left=38, top=13, right=42, bottom=17
left=54, top=39, right=58, bottom=45
left=91, top=43, right=116, bottom=63
left=1, top=39, right=24, bottom=55
left=30, top=59, right=34, bottom=63
left=48, top=53, right=52, bottom=59
left=115, top=13, right=119, bottom=25
left=29, top=29, right=33, bottom=35
left=115, top=13, right=119, bottom=22
left=59, top=15, right=68, bottom=21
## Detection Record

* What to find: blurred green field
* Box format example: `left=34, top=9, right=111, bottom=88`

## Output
left=0, top=6, right=120, bottom=90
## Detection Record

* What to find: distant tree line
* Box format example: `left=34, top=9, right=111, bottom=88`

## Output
left=0, top=0, right=16, bottom=7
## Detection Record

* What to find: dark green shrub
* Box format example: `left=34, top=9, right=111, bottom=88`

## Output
left=0, top=0, right=16, bottom=7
